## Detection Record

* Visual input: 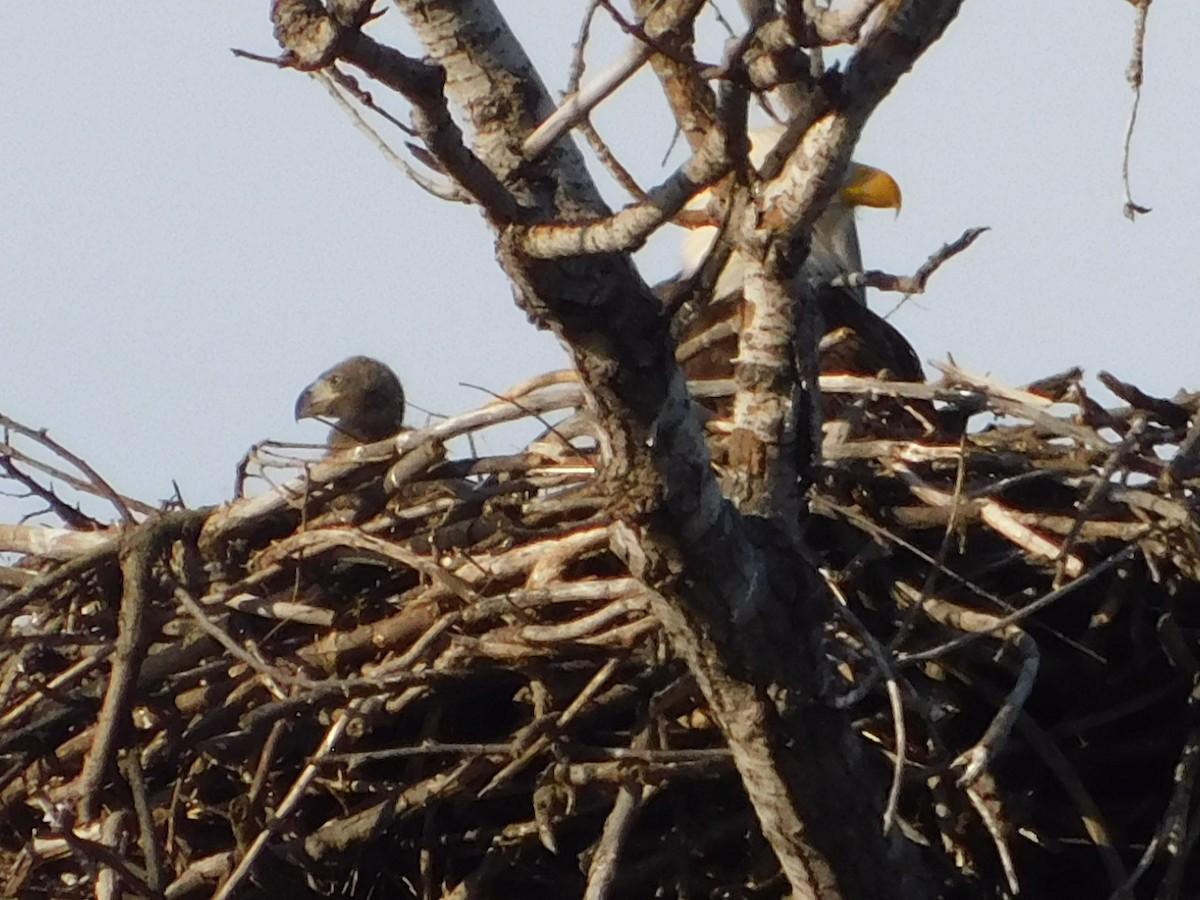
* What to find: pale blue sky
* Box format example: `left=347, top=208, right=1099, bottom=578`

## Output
left=2, top=2, right=1196, bottom=521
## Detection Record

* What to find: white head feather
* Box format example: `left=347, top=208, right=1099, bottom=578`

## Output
left=679, top=125, right=899, bottom=306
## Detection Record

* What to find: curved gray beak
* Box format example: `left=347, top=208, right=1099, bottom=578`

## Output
left=294, top=379, right=334, bottom=421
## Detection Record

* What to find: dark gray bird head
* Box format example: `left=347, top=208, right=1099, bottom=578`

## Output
left=294, top=356, right=406, bottom=449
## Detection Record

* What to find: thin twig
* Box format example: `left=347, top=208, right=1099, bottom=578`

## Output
left=526, top=39, right=652, bottom=159
left=0, top=413, right=139, bottom=523
left=316, top=72, right=471, bottom=203
left=580, top=119, right=649, bottom=201
left=838, top=226, right=989, bottom=297
left=212, top=706, right=352, bottom=900
left=824, top=574, right=909, bottom=834
left=1120, top=0, right=1153, bottom=220
left=897, top=546, right=1136, bottom=664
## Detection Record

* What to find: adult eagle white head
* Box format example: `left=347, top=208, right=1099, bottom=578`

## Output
left=680, top=124, right=902, bottom=305
left=674, top=124, right=921, bottom=386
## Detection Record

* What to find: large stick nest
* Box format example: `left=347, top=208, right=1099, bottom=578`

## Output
left=2, top=363, right=1199, bottom=899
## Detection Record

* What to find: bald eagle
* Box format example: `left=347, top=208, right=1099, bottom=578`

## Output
left=294, top=356, right=406, bottom=449
left=676, top=126, right=922, bottom=384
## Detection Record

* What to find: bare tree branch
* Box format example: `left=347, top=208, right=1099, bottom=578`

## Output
left=1, top=413, right=139, bottom=524
left=518, top=127, right=730, bottom=257
left=799, top=0, right=889, bottom=45
left=578, top=119, right=649, bottom=201
left=630, top=0, right=719, bottom=152
left=524, top=40, right=652, bottom=160
left=1121, top=0, right=1154, bottom=220
left=337, top=35, right=523, bottom=219
left=314, top=71, right=471, bottom=202
left=839, top=225, right=989, bottom=294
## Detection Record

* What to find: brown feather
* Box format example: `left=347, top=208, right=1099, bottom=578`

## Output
left=677, top=286, right=923, bottom=385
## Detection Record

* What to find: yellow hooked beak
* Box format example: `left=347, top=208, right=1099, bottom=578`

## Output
left=840, top=163, right=902, bottom=212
